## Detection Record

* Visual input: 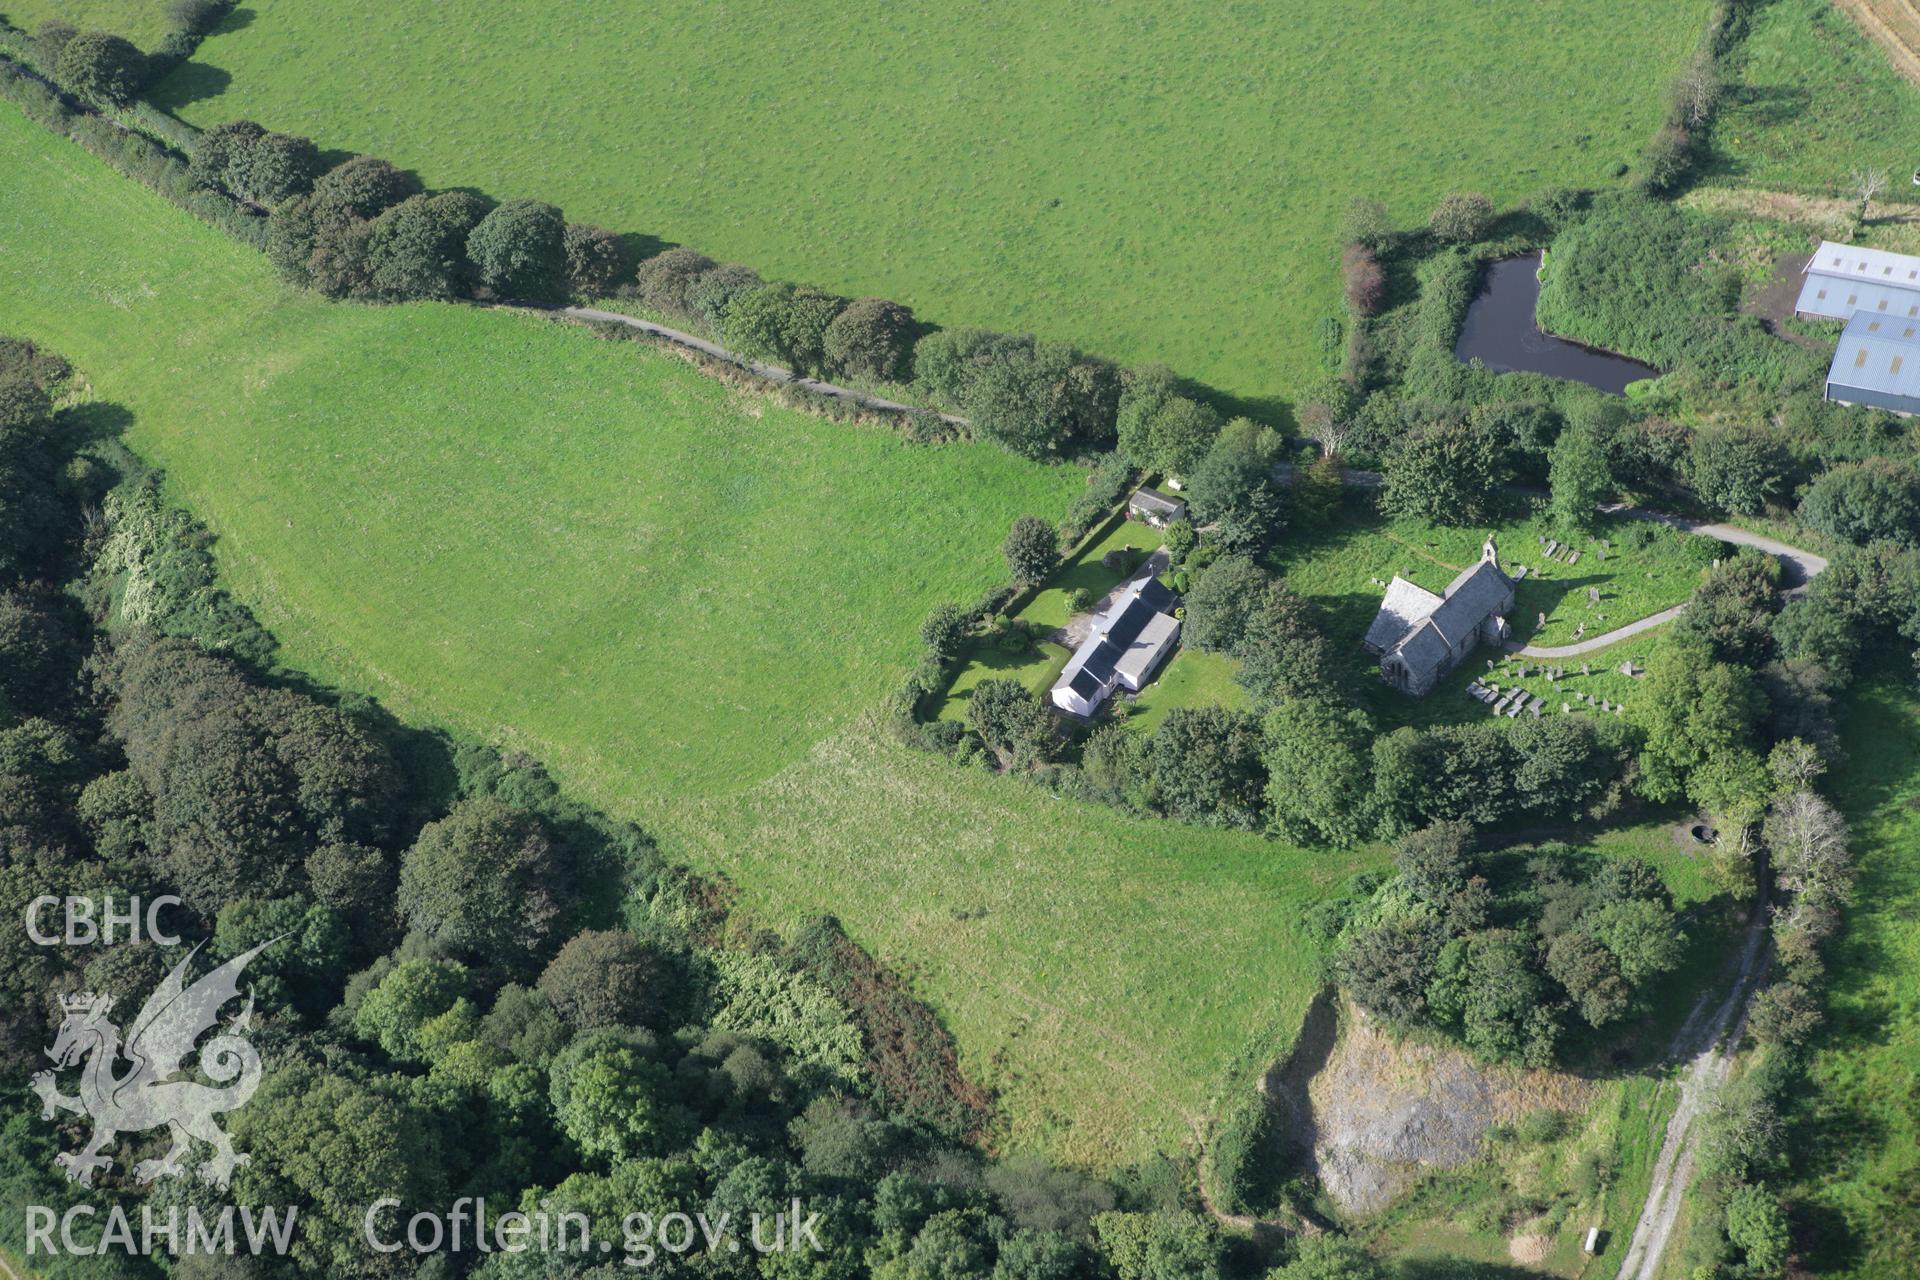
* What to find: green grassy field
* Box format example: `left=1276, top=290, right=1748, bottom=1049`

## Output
left=0, top=104, right=1385, bottom=1165
left=1788, top=680, right=1920, bottom=1274
left=0, top=0, right=173, bottom=45
left=128, top=0, right=1708, bottom=403
left=1708, top=0, right=1920, bottom=198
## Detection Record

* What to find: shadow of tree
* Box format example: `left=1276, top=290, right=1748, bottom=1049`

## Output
left=57, top=400, right=133, bottom=449
left=148, top=60, right=232, bottom=112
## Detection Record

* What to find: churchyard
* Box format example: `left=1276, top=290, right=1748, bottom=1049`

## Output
left=1271, top=502, right=1717, bottom=710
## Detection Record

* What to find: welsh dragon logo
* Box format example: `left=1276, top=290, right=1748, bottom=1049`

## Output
left=31, top=940, right=273, bottom=1190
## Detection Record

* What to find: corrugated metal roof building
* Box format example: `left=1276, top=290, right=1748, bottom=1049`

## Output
left=1795, top=240, right=1920, bottom=322
left=1826, top=311, right=1920, bottom=413
left=1791, top=241, right=1920, bottom=413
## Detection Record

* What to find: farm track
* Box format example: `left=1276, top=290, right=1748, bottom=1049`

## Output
left=1835, top=0, right=1920, bottom=84
left=1613, top=883, right=1773, bottom=1280
left=529, top=303, right=970, bottom=427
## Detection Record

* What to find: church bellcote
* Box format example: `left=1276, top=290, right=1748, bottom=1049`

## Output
left=1481, top=534, right=1498, bottom=565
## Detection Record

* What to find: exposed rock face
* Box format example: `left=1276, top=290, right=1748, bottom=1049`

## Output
left=1276, top=998, right=1593, bottom=1216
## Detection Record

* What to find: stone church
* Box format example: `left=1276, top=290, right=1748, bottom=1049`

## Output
left=1363, top=536, right=1515, bottom=696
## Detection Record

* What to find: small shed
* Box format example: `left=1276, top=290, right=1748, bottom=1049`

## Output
left=1826, top=311, right=1920, bottom=415
left=1128, top=487, right=1188, bottom=528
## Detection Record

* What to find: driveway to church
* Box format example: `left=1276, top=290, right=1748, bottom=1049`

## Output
left=1507, top=505, right=1828, bottom=659
left=1602, top=504, right=1829, bottom=593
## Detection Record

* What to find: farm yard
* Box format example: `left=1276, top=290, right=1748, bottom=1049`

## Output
left=137, top=0, right=1709, bottom=400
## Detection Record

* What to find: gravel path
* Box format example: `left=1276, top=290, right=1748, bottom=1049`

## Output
left=1509, top=604, right=1687, bottom=659
left=1505, top=504, right=1828, bottom=658
left=1614, top=885, right=1772, bottom=1280
left=1600, top=504, right=1828, bottom=593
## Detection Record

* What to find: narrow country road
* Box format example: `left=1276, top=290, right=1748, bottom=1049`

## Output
left=543, top=304, right=970, bottom=426
left=1614, top=885, right=1773, bottom=1280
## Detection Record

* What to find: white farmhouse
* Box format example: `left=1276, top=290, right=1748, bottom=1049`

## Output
left=1050, top=576, right=1180, bottom=716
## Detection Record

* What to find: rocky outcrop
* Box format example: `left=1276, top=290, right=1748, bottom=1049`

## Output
left=1286, top=999, right=1593, bottom=1216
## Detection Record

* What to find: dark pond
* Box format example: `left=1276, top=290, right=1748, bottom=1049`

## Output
left=1453, top=253, right=1659, bottom=394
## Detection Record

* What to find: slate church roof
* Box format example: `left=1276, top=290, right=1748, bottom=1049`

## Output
left=1366, top=537, right=1514, bottom=688
left=1363, top=577, right=1443, bottom=653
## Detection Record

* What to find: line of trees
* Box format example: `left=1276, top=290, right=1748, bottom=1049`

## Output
left=12, top=1, right=237, bottom=108
left=2, top=18, right=1298, bottom=475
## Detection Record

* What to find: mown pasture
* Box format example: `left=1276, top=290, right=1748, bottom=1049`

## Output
left=146, top=0, right=1707, bottom=401
left=0, top=105, right=1369, bottom=1165
left=0, top=0, right=174, bottom=45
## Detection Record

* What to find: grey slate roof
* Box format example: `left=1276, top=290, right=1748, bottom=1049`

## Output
left=1052, top=574, right=1181, bottom=706
left=1067, top=668, right=1104, bottom=699
left=1827, top=310, right=1920, bottom=404
left=1363, top=577, right=1442, bottom=653
left=1113, top=612, right=1179, bottom=685
left=1393, top=620, right=1453, bottom=676
left=1129, top=487, right=1186, bottom=517
left=1425, top=561, right=1511, bottom=646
